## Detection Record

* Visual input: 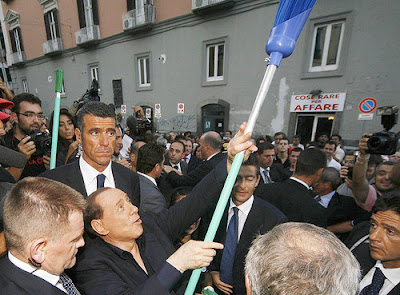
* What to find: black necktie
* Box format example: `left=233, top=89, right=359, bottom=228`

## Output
left=220, top=207, right=239, bottom=285
left=360, top=267, right=386, bottom=295
left=58, top=273, right=81, bottom=295
left=263, top=169, right=272, bottom=183
left=173, top=165, right=179, bottom=170
left=97, top=174, right=105, bottom=189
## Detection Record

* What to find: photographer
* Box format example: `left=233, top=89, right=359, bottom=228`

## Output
left=3, top=93, right=49, bottom=181
left=352, top=134, right=397, bottom=211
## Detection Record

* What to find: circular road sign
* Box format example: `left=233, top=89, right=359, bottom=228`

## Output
left=359, top=98, right=377, bottom=113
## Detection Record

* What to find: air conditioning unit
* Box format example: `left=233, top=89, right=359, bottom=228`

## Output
left=76, top=30, right=88, bottom=44
left=123, top=18, right=134, bottom=30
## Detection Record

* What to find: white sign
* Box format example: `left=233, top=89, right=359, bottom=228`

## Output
left=155, top=103, right=161, bottom=114
left=290, top=92, right=346, bottom=112
left=155, top=113, right=161, bottom=118
left=121, top=104, right=127, bottom=114
left=145, top=108, right=151, bottom=119
left=358, top=113, right=374, bottom=120
left=177, top=103, right=184, bottom=114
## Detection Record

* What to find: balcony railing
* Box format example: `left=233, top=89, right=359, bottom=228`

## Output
left=122, top=4, right=155, bottom=32
left=42, top=38, right=63, bottom=55
left=11, top=51, right=25, bottom=65
left=192, top=0, right=235, bottom=14
left=75, top=25, right=100, bottom=46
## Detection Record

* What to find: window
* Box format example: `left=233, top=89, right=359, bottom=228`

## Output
left=135, top=53, right=152, bottom=91
left=309, top=21, right=344, bottom=72
left=302, top=12, right=352, bottom=79
left=89, top=64, right=100, bottom=91
left=206, top=42, right=224, bottom=81
left=202, top=37, right=228, bottom=86
left=22, top=79, right=28, bottom=92
left=44, top=9, right=61, bottom=41
left=77, top=0, right=99, bottom=28
left=10, top=27, right=24, bottom=56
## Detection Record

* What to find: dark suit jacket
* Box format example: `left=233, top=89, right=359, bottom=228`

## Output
left=209, top=197, right=287, bottom=294
left=0, top=255, right=66, bottom=294
left=167, top=152, right=225, bottom=188
left=255, top=179, right=327, bottom=227
left=346, top=221, right=400, bottom=294
left=139, top=174, right=167, bottom=214
left=164, top=157, right=188, bottom=175
left=187, top=154, right=202, bottom=173
left=40, top=159, right=140, bottom=207
left=260, top=163, right=289, bottom=184
left=73, top=160, right=229, bottom=295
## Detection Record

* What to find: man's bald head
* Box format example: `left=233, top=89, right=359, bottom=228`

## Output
left=199, top=131, right=222, bottom=159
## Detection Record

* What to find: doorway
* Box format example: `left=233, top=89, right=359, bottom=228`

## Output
left=295, top=113, right=335, bottom=144
left=201, top=104, right=226, bottom=134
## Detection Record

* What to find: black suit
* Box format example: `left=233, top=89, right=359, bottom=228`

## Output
left=139, top=173, right=167, bottom=214
left=0, top=255, right=66, bottom=294
left=346, top=221, right=400, bottom=294
left=167, top=152, right=225, bottom=188
left=255, top=179, right=327, bottom=227
left=209, top=197, right=287, bottom=294
left=40, top=159, right=140, bottom=207
left=73, top=159, right=228, bottom=295
left=260, top=163, right=289, bottom=184
left=187, top=154, right=202, bottom=173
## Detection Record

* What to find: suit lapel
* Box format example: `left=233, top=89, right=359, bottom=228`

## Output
left=235, top=201, right=260, bottom=259
left=113, top=163, right=130, bottom=194
left=388, top=283, right=400, bottom=294
left=66, top=160, right=87, bottom=198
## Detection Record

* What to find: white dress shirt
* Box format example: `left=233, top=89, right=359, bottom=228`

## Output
left=79, top=157, right=116, bottom=196
left=8, top=252, right=67, bottom=293
left=226, top=196, right=254, bottom=242
left=359, top=261, right=400, bottom=294
left=260, top=167, right=272, bottom=183
left=137, top=171, right=157, bottom=187
left=206, top=152, right=219, bottom=161
left=169, top=161, right=182, bottom=173
left=315, top=191, right=335, bottom=208
left=184, top=153, right=191, bottom=164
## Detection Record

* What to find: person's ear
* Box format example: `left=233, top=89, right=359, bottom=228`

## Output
left=255, top=175, right=261, bottom=187
left=245, top=274, right=252, bottom=295
left=91, top=219, right=109, bottom=236
left=30, top=237, right=47, bottom=266
left=75, top=128, right=82, bottom=145
left=11, top=112, right=18, bottom=124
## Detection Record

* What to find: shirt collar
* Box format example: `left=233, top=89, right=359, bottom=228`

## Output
left=79, top=156, right=113, bottom=183
left=290, top=176, right=310, bottom=190
left=229, top=195, right=254, bottom=216
left=207, top=152, right=219, bottom=161
left=8, top=252, right=60, bottom=287
left=169, top=161, right=181, bottom=168
left=137, top=172, right=158, bottom=187
left=318, top=191, right=336, bottom=208
left=376, top=261, right=400, bottom=286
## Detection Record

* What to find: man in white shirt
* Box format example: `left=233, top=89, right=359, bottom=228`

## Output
left=206, top=154, right=287, bottom=295
left=165, top=141, right=187, bottom=174
left=41, top=102, right=140, bottom=206
left=350, top=191, right=400, bottom=295
left=324, top=141, right=342, bottom=171
left=0, top=177, right=86, bottom=294
left=137, top=143, right=167, bottom=214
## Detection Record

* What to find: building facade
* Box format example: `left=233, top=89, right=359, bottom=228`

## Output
left=0, top=0, right=399, bottom=145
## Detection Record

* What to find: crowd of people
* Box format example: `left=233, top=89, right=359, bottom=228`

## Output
left=0, top=86, right=400, bottom=295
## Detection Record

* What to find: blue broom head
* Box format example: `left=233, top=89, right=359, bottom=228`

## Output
left=266, top=0, right=317, bottom=67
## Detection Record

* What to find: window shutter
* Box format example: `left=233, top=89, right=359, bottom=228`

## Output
left=92, top=0, right=99, bottom=25
left=44, top=12, right=51, bottom=40
left=53, top=9, right=61, bottom=39
left=77, top=0, right=86, bottom=28
left=9, top=30, right=16, bottom=53
left=17, top=27, right=24, bottom=52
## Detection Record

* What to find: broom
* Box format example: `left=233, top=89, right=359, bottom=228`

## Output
left=185, top=1, right=317, bottom=293
left=49, top=69, right=64, bottom=169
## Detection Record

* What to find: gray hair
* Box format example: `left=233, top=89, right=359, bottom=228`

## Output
left=201, top=131, right=222, bottom=151
left=320, top=167, right=341, bottom=190
left=245, top=222, right=360, bottom=295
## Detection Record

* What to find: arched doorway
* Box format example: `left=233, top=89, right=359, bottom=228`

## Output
left=197, top=99, right=230, bottom=135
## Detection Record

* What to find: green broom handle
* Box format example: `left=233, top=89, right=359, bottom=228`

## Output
left=50, top=69, right=64, bottom=169
left=184, top=64, right=277, bottom=295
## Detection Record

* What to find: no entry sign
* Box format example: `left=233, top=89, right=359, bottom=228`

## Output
left=359, top=98, right=377, bottom=113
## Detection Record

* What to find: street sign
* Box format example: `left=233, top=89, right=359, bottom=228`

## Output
left=177, top=103, right=184, bottom=114
left=121, top=104, right=127, bottom=114
left=359, top=98, right=377, bottom=113
left=358, top=113, right=373, bottom=120
left=145, top=108, right=151, bottom=118
left=155, top=103, right=161, bottom=114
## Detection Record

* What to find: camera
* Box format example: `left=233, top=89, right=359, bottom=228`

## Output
left=71, top=79, right=101, bottom=115
left=367, top=106, right=399, bottom=155
left=29, top=130, right=52, bottom=156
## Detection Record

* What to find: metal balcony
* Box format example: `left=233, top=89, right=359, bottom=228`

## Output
left=11, top=51, right=25, bottom=65
left=75, top=25, right=100, bottom=46
left=192, top=0, right=235, bottom=14
left=122, top=4, right=155, bottom=32
left=42, top=38, right=63, bottom=55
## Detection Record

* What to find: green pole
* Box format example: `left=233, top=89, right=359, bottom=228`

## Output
left=49, top=69, right=64, bottom=169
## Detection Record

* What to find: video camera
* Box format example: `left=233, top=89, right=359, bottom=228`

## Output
left=367, top=106, right=399, bottom=155
left=71, top=79, right=101, bottom=115
left=29, top=130, right=52, bottom=156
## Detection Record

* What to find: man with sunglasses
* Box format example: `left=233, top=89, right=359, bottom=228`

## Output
left=3, top=93, right=49, bottom=180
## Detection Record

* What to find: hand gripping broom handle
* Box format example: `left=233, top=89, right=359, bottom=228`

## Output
left=50, top=69, right=64, bottom=169
left=184, top=64, right=277, bottom=295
